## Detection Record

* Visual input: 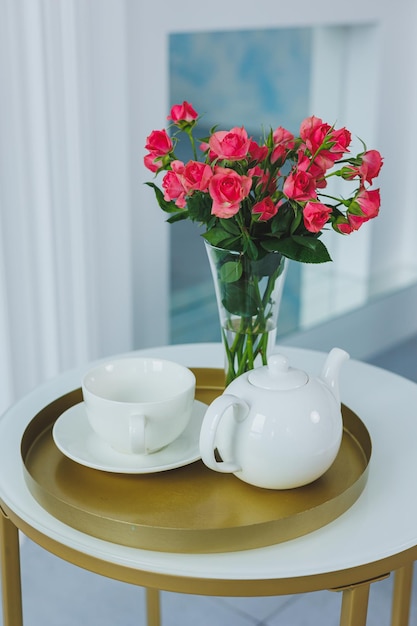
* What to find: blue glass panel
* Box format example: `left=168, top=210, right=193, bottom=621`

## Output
left=169, top=28, right=312, bottom=344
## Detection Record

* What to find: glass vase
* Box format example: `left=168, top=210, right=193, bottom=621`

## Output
left=205, top=242, right=288, bottom=386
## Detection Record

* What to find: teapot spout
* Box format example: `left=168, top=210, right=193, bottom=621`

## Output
left=320, top=348, right=350, bottom=405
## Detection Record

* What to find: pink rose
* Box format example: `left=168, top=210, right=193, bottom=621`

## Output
left=308, top=128, right=350, bottom=169
left=334, top=219, right=355, bottom=234
left=328, top=127, right=351, bottom=158
left=167, top=101, right=198, bottom=124
left=248, top=140, right=269, bottom=163
left=283, top=167, right=317, bottom=202
left=162, top=166, right=186, bottom=208
left=303, top=202, right=332, bottom=233
left=170, top=159, right=186, bottom=178
left=310, top=152, right=334, bottom=178
left=300, top=116, right=332, bottom=154
left=248, top=165, right=263, bottom=179
left=144, top=152, right=160, bottom=173
left=273, top=126, right=295, bottom=147
left=271, top=145, right=290, bottom=165
left=208, top=167, right=252, bottom=218
left=300, top=120, right=350, bottom=164
left=248, top=166, right=275, bottom=193
left=296, top=150, right=329, bottom=188
left=181, top=161, right=213, bottom=193
left=271, top=127, right=295, bottom=164
left=199, top=141, right=217, bottom=161
left=208, top=127, right=251, bottom=161
left=344, top=150, right=383, bottom=184
left=296, top=151, right=325, bottom=182
left=311, top=149, right=340, bottom=170
left=355, top=188, right=381, bottom=219
left=252, top=197, right=278, bottom=221
left=360, top=150, right=383, bottom=183
left=346, top=188, right=381, bottom=230
left=145, top=129, right=173, bottom=156
left=346, top=214, right=370, bottom=231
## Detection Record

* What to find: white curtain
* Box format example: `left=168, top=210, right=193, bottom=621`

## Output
left=0, top=0, right=141, bottom=413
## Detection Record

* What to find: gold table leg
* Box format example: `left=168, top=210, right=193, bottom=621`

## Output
left=0, top=507, right=23, bottom=626
left=391, top=563, right=414, bottom=626
left=339, top=582, right=371, bottom=626
left=146, top=587, right=161, bottom=626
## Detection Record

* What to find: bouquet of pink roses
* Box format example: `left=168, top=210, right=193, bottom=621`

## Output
left=144, top=102, right=383, bottom=383
left=144, top=100, right=383, bottom=264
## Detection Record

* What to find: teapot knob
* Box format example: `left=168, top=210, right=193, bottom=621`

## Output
left=248, top=353, right=308, bottom=390
left=268, top=354, right=290, bottom=375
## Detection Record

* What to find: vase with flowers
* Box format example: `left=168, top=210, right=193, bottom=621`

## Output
left=144, top=101, right=383, bottom=385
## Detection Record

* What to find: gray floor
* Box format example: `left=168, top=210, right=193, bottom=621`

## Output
left=2, top=335, right=417, bottom=626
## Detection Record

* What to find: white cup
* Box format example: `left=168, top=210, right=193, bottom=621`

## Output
left=82, top=357, right=196, bottom=455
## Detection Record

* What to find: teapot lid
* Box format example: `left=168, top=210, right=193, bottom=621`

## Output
left=248, top=354, right=308, bottom=390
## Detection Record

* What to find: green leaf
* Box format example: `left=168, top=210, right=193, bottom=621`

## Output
left=270, top=201, right=294, bottom=235
left=252, top=251, right=284, bottom=278
left=240, top=233, right=258, bottom=260
left=167, top=211, right=189, bottom=224
left=291, top=235, right=323, bottom=250
left=186, top=192, right=212, bottom=223
left=145, top=182, right=179, bottom=214
left=290, top=209, right=303, bottom=234
left=203, top=228, right=232, bottom=247
left=219, top=261, right=242, bottom=283
left=261, top=236, right=332, bottom=263
left=220, top=236, right=242, bottom=249
left=219, top=218, right=240, bottom=235
left=221, top=282, right=259, bottom=317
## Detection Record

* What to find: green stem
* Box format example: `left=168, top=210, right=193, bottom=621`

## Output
left=185, top=128, right=198, bottom=161
left=219, top=252, right=284, bottom=385
left=317, top=192, right=348, bottom=207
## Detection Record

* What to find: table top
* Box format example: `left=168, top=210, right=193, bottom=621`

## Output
left=1, top=343, right=417, bottom=596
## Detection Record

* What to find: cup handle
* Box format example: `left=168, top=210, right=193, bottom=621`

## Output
left=199, top=394, right=248, bottom=473
left=129, top=413, right=146, bottom=454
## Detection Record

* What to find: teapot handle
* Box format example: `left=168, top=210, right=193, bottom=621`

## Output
left=199, top=394, right=249, bottom=473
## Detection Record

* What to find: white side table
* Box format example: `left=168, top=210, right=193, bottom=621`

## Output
left=0, top=344, right=416, bottom=626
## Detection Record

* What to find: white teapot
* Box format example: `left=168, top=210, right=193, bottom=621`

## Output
left=199, top=348, right=349, bottom=489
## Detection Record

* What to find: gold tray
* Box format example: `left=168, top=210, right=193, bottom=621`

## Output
left=21, top=368, right=371, bottom=554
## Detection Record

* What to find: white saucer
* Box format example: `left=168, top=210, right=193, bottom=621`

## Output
left=52, top=400, right=207, bottom=474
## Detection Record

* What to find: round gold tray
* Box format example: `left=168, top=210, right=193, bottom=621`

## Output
left=21, top=368, right=371, bottom=554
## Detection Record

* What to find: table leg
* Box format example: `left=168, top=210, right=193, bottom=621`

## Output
left=340, top=582, right=370, bottom=626
left=391, top=563, right=414, bottom=626
left=0, top=507, right=23, bottom=626
left=146, top=588, right=161, bottom=626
